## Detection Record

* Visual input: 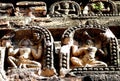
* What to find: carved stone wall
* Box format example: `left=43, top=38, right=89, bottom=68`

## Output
left=0, top=0, right=119, bottom=81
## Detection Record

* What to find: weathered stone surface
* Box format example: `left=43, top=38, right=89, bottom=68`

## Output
left=0, top=0, right=119, bottom=81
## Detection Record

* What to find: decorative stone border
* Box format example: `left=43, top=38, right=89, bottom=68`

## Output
left=19, top=26, right=55, bottom=69
left=60, top=25, right=119, bottom=76
left=62, top=25, right=107, bottom=38
left=0, top=26, right=56, bottom=81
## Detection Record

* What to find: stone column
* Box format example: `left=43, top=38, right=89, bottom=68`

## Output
left=0, top=47, right=7, bottom=81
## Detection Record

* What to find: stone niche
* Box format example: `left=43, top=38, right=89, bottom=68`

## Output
left=15, top=1, right=47, bottom=17
left=0, top=2, right=14, bottom=16
left=0, top=26, right=56, bottom=81
left=49, top=0, right=81, bottom=17
left=0, top=0, right=119, bottom=81
left=59, top=24, right=120, bottom=80
left=82, top=0, right=117, bottom=15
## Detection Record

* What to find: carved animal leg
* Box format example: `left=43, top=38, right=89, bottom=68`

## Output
left=19, top=63, right=27, bottom=68
left=24, top=60, right=41, bottom=68
left=18, top=60, right=41, bottom=68
left=8, top=56, right=18, bottom=68
left=88, top=60, right=107, bottom=67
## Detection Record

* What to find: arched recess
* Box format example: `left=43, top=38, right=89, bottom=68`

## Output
left=83, top=0, right=118, bottom=15
left=49, top=0, right=81, bottom=17
left=59, top=24, right=119, bottom=77
left=0, top=26, right=56, bottom=80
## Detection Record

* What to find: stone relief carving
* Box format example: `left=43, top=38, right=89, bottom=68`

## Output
left=70, top=37, right=107, bottom=67
left=49, top=1, right=81, bottom=16
left=59, top=25, right=119, bottom=77
left=0, top=0, right=119, bottom=80
left=7, top=35, right=42, bottom=69
left=0, top=26, right=57, bottom=80
left=15, top=1, right=47, bottom=17
left=0, top=3, right=14, bottom=16
left=82, top=0, right=118, bottom=15
left=0, top=30, right=42, bottom=70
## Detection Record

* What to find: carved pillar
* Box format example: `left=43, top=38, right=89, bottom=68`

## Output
left=0, top=47, right=7, bottom=81
left=0, top=47, right=6, bottom=70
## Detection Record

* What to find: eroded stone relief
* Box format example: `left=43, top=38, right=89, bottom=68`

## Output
left=0, top=0, right=119, bottom=81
